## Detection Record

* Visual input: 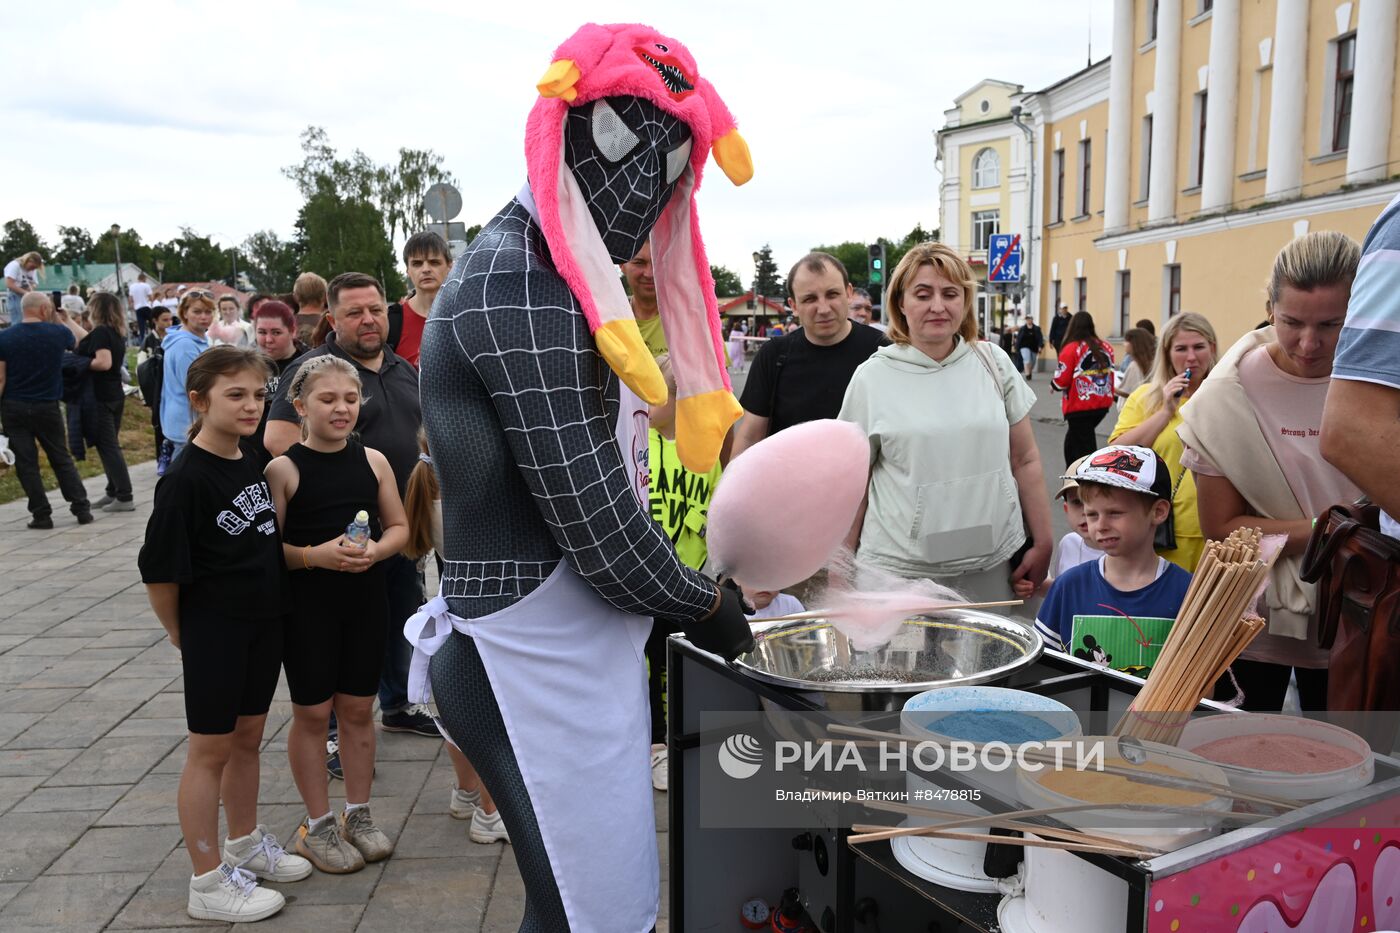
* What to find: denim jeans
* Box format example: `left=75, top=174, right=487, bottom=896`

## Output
left=0, top=398, right=91, bottom=520
left=3, top=292, right=19, bottom=326
left=1019, top=347, right=1035, bottom=374
left=91, top=397, right=132, bottom=501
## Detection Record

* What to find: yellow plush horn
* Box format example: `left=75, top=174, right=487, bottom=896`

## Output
left=537, top=59, right=581, bottom=102
left=712, top=129, right=753, bottom=186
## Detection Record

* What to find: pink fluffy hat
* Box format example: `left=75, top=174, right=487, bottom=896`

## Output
left=527, top=22, right=753, bottom=472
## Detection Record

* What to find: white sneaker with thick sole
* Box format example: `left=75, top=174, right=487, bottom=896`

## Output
left=469, top=808, right=510, bottom=844
left=223, top=825, right=312, bottom=883
left=449, top=786, right=480, bottom=820
left=651, top=743, right=668, bottom=792
left=188, top=864, right=285, bottom=923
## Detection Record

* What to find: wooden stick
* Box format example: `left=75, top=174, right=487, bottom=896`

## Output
left=857, top=799, right=1167, bottom=854
left=860, top=795, right=1268, bottom=828
left=847, top=824, right=1157, bottom=859
left=751, top=599, right=1024, bottom=627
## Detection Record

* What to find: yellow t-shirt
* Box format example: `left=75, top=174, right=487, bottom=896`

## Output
left=1109, top=384, right=1204, bottom=572
left=636, top=314, right=668, bottom=358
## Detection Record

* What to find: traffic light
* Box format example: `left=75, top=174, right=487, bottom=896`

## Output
left=868, top=243, right=887, bottom=287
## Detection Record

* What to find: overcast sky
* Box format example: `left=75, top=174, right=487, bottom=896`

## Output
left=3, top=0, right=1113, bottom=282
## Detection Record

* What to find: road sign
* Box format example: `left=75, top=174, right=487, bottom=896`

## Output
left=424, top=183, right=463, bottom=223
left=987, top=233, right=1022, bottom=283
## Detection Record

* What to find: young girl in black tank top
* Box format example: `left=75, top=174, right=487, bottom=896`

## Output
left=264, top=355, right=408, bottom=876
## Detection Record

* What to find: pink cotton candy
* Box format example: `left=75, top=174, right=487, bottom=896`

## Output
left=812, top=556, right=969, bottom=650
left=823, top=585, right=969, bottom=651
left=707, top=419, right=869, bottom=591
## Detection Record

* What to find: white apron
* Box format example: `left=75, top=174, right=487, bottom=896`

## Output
left=406, top=386, right=659, bottom=933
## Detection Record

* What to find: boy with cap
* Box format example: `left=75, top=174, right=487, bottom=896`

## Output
left=1034, top=445, right=1192, bottom=666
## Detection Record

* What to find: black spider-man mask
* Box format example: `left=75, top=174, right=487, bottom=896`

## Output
left=564, top=95, right=694, bottom=263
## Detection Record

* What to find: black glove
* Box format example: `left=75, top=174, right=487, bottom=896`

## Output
left=681, top=581, right=755, bottom=662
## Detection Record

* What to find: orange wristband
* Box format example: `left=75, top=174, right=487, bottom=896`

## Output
left=302, top=546, right=312, bottom=570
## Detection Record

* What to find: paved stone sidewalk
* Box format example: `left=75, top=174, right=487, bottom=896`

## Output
left=0, top=459, right=671, bottom=932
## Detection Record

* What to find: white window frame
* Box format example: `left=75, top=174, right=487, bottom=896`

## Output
left=1189, top=91, right=1208, bottom=187
left=971, top=209, right=1001, bottom=251
left=1320, top=32, right=1356, bottom=155
left=972, top=147, right=1000, bottom=188
left=1051, top=149, right=1066, bottom=222
left=1078, top=138, right=1092, bottom=215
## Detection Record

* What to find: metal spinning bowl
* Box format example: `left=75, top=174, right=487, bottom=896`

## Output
left=732, top=610, right=1043, bottom=712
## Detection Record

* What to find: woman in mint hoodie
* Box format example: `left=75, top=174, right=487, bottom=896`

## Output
left=839, top=243, right=1054, bottom=603
left=161, top=290, right=215, bottom=465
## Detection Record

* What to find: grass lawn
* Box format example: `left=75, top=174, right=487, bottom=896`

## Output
left=0, top=348, right=158, bottom=506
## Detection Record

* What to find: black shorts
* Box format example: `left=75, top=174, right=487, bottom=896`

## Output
left=180, top=612, right=283, bottom=735
left=282, top=572, right=388, bottom=706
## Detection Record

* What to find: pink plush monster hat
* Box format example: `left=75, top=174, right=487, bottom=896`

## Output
left=527, top=22, right=753, bottom=472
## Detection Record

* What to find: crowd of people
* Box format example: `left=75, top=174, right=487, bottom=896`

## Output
left=2, top=190, right=1400, bottom=924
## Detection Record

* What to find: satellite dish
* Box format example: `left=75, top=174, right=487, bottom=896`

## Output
left=424, top=182, right=462, bottom=223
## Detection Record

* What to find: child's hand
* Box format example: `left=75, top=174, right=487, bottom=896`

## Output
left=331, top=538, right=375, bottom=573
left=1012, top=578, right=1036, bottom=600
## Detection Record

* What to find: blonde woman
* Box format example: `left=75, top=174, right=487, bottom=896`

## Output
left=1179, top=232, right=1362, bottom=711
left=4, top=251, right=44, bottom=325
left=839, top=243, right=1053, bottom=601
left=1108, top=312, right=1218, bottom=571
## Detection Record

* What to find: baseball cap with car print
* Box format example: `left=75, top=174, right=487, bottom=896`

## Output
left=1068, top=445, right=1174, bottom=502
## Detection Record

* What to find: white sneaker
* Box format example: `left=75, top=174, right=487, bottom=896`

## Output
left=223, top=825, right=312, bottom=883
left=469, top=807, right=510, bottom=844
left=449, top=786, right=480, bottom=821
left=651, top=743, right=668, bottom=792
left=188, top=863, right=285, bottom=923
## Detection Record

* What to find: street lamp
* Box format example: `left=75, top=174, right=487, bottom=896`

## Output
left=110, top=224, right=124, bottom=312
left=752, top=250, right=763, bottom=328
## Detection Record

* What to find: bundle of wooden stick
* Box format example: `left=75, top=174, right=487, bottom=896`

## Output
left=1115, top=528, right=1275, bottom=744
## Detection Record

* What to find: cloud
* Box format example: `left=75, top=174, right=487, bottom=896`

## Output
left=0, top=0, right=1113, bottom=283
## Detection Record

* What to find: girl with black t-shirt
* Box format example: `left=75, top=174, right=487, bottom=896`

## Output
left=263, top=355, right=408, bottom=875
left=138, top=346, right=311, bottom=924
left=79, top=293, right=134, bottom=510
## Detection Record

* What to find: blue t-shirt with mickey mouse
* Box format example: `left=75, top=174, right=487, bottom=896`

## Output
left=1034, top=556, right=1192, bottom=665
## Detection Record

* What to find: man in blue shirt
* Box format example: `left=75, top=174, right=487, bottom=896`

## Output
left=0, top=291, right=95, bottom=528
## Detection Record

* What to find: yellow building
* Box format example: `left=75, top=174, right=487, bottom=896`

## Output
left=941, top=0, right=1400, bottom=351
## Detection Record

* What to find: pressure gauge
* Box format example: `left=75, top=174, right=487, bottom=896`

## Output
left=740, top=897, right=771, bottom=930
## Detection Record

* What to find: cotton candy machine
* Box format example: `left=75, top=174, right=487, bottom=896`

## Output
left=731, top=609, right=1044, bottom=712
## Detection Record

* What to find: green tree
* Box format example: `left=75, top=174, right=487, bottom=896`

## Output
left=92, top=227, right=154, bottom=274
left=710, top=264, right=743, bottom=296
left=294, top=190, right=405, bottom=300
left=241, top=230, right=300, bottom=293
left=146, top=228, right=225, bottom=282
left=51, top=226, right=96, bottom=267
left=810, top=241, right=873, bottom=290
left=888, top=223, right=939, bottom=272
left=284, top=126, right=456, bottom=252
left=464, top=224, right=482, bottom=245
left=752, top=244, right=782, bottom=303
left=1, top=219, right=48, bottom=261
left=382, top=147, right=457, bottom=246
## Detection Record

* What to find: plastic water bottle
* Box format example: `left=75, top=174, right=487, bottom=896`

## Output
left=344, top=510, right=371, bottom=549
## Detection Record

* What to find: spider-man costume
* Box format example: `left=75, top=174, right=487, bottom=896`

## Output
left=408, top=24, right=753, bottom=933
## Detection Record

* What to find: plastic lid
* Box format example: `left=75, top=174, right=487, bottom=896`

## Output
left=355, top=510, right=369, bottom=523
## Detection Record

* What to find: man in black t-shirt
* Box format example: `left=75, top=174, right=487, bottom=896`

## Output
left=732, top=252, right=887, bottom=458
